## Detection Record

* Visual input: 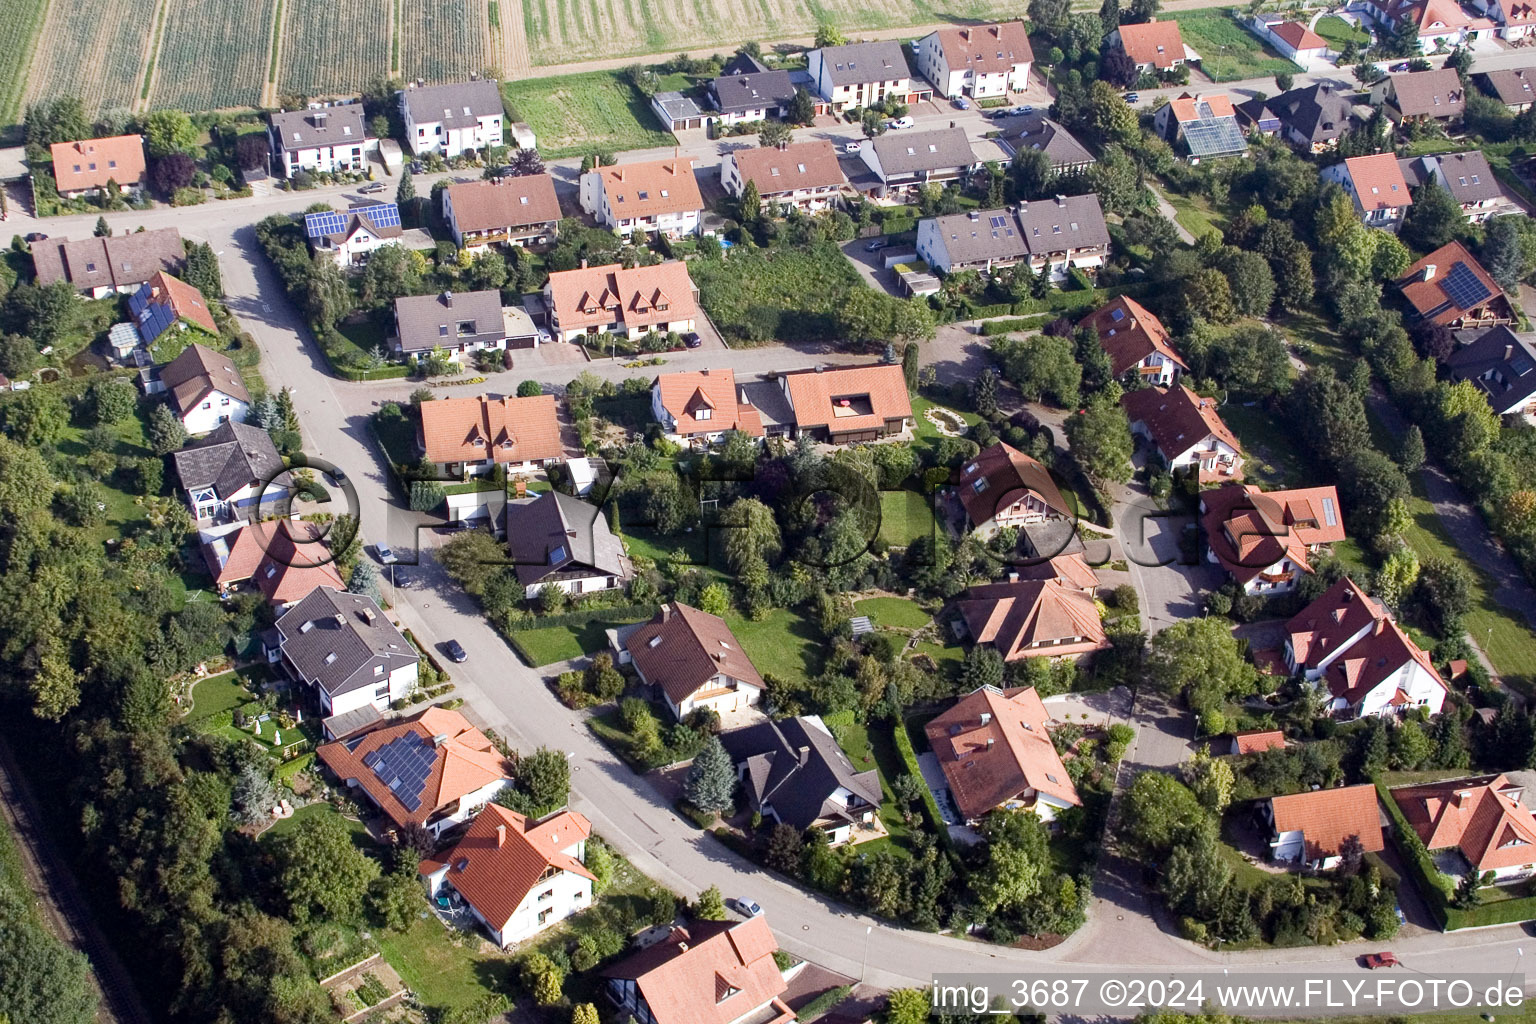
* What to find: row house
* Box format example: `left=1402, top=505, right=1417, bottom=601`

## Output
left=859, top=125, right=977, bottom=197
left=808, top=40, right=926, bottom=110
left=31, top=227, right=183, bottom=298
left=543, top=260, right=698, bottom=343
left=916, top=195, right=1110, bottom=281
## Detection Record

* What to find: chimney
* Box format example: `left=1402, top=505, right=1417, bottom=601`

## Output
left=334, top=613, right=345, bottom=626
left=660, top=604, right=672, bottom=622
left=1422, top=264, right=1437, bottom=281
left=960, top=27, right=970, bottom=40
left=701, top=367, right=709, bottom=375
left=579, top=257, right=588, bottom=269
left=979, top=712, right=992, bottom=725
left=360, top=608, right=377, bottom=624
left=614, top=167, right=623, bottom=182
left=496, top=823, right=507, bottom=848
left=986, top=737, right=995, bottom=749
left=1506, top=344, right=1515, bottom=362
left=814, top=363, right=824, bottom=373
left=433, top=734, right=449, bottom=747
left=1008, top=571, right=1019, bottom=583
left=950, top=120, right=957, bottom=128
left=1055, top=194, right=1067, bottom=206
left=442, top=290, right=454, bottom=306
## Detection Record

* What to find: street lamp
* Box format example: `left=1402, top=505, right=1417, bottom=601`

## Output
left=860, top=925, right=872, bottom=982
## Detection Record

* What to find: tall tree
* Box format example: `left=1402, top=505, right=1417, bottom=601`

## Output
left=183, top=241, right=224, bottom=298
left=275, top=812, right=381, bottom=924
left=1064, top=394, right=1132, bottom=486
left=973, top=809, right=1049, bottom=913
left=143, top=109, right=199, bottom=158
left=684, top=737, right=737, bottom=814
left=1145, top=618, right=1256, bottom=732
left=1099, top=0, right=1121, bottom=39
left=758, top=121, right=793, bottom=148
left=1402, top=179, right=1463, bottom=253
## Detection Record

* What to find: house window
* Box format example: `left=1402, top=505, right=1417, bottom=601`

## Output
left=202, top=401, right=212, bottom=409
left=696, top=408, right=711, bottom=420
left=538, top=888, right=555, bottom=902
left=538, top=908, right=552, bottom=924
left=439, top=324, right=449, bottom=336
left=375, top=684, right=390, bottom=698
left=457, top=320, right=477, bottom=336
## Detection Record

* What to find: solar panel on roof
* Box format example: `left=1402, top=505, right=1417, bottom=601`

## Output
left=1321, top=497, right=1337, bottom=528
left=369, top=732, right=437, bottom=813
left=356, top=203, right=401, bottom=229
left=1442, top=262, right=1492, bottom=311
left=304, top=209, right=348, bottom=238
left=1512, top=356, right=1534, bottom=375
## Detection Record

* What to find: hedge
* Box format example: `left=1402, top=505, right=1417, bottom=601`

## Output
left=503, top=603, right=657, bottom=667
left=980, top=315, right=1052, bottom=336
left=894, top=717, right=953, bottom=853
left=335, top=363, right=412, bottom=381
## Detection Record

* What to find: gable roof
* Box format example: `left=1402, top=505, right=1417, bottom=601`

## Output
left=602, top=917, right=792, bottom=1024
left=420, top=804, right=594, bottom=927
left=1201, top=482, right=1346, bottom=585
left=1270, top=784, right=1385, bottom=861
left=718, top=715, right=883, bottom=830
left=1251, top=83, right=1358, bottom=144
left=419, top=393, right=564, bottom=465
left=505, top=490, right=629, bottom=587
left=545, top=260, right=698, bottom=334
left=1271, top=20, right=1327, bottom=49
left=925, top=685, right=1081, bottom=821
left=1397, top=241, right=1511, bottom=327
left=1477, top=66, right=1536, bottom=105
left=317, top=706, right=512, bottom=828
left=269, top=105, right=368, bottom=153
left=997, top=114, right=1095, bottom=168
left=1392, top=774, right=1536, bottom=871
left=31, top=227, right=183, bottom=292
left=925, top=207, right=1032, bottom=265
left=1114, top=20, right=1187, bottom=67
left=161, top=342, right=250, bottom=415
left=401, top=79, right=504, bottom=130
left=1419, top=150, right=1505, bottom=204
left=780, top=363, right=912, bottom=433
left=276, top=586, right=418, bottom=697
left=1288, top=577, right=1445, bottom=708
left=1121, top=385, right=1242, bottom=461
left=956, top=441, right=1072, bottom=526
left=730, top=141, right=847, bottom=195
left=1015, top=193, right=1110, bottom=253
left=1286, top=576, right=1388, bottom=669
left=394, top=289, right=505, bottom=353
left=1388, top=69, right=1466, bottom=117
left=1078, top=295, right=1187, bottom=377
left=1446, top=324, right=1536, bottom=413
left=709, top=70, right=797, bottom=115
left=929, top=22, right=1036, bottom=74
left=1010, top=553, right=1100, bottom=591
left=447, top=174, right=561, bottom=233
left=1164, top=92, right=1247, bottom=158
left=170, top=420, right=286, bottom=497
left=50, top=135, right=146, bottom=192
left=590, top=158, right=704, bottom=219
left=869, top=126, right=976, bottom=176
left=131, top=271, right=218, bottom=343
left=202, top=519, right=344, bottom=606
left=1232, top=729, right=1287, bottom=754
left=956, top=579, right=1108, bottom=661
left=625, top=602, right=765, bottom=706
left=1341, top=153, right=1413, bottom=211
left=653, top=369, right=764, bottom=437
left=815, top=40, right=909, bottom=85
left=1496, top=0, right=1536, bottom=27
left=1167, top=91, right=1237, bottom=122
left=304, top=203, right=404, bottom=246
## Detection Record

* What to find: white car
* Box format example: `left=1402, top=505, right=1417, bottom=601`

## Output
left=375, top=544, right=397, bottom=565
left=733, top=897, right=764, bottom=917
left=888, top=116, right=915, bottom=129
left=844, top=141, right=863, bottom=153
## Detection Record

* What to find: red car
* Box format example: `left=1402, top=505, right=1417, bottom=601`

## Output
left=1361, top=952, right=1401, bottom=969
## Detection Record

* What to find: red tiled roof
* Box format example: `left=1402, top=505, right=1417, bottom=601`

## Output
left=1078, top=295, right=1187, bottom=378
left=933, top=22, right=1036, bottom=74
left=1167, top=92, right=1237, bottom=121
left=956, top=579, right=1108, bottom=662
left=1343, top=153, right=1412, bottom=211
left=1393, top=774, right=1536, bottom=871
left=1120, top=385, right=1242, bottom=463
left=1272, top=21, right=1327, bottom=49
left=626, top=602, right=765, bottom=707
left=1286, top=576, right=1445, bottom=708
left=418, top=394, right=564, bottom=466
left=925, top=685, right=1081, bottom=821
left=50, top=135, right=146, bottom=193
left=203, top=520, right=345, bottom=604
left=603, top=917, right=793, bottom=1024
left=142, top=271, right=218, bottom=335
left=1271, top=784, right=1385, bottom=860
left=653, top=369, right=764, bottom=438
left=1201, top=482, right=1345, bottom=586
left=1397, top=242, right=1513, bottom=328
left=730, top=141, right=848, bottom=196
left=957, top=441, right=1072, bottom=528
left=1011, top=553, right=1099, bottom=592
left=1114, top=21, right=1187, bottom=68
left=780, top=363, right=911, bottom=434
left=1232, top=729, right=1287, bottom=755
left=445, top=174, right=561, bottom=233
left=420, top=804, right=594, bottom=927
left=591, top=158, right=704, bottom=219
left=1286, top=576, right=1383, bottom=667
left=546, top=260, right=698, bottom=334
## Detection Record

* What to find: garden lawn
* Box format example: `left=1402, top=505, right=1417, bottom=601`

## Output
left=1314, top=14, right=1369, bottom=48
left=689, top=241, right=864, bottom=344
left=877, top=489, right=936, bottom=547
left=187, top=670, right=255, bottom=722
left=259, top=802, right=369, bottom=843
left=853, top=596, right=932, bottom=630
left=1157, top=182, right=1225, bottom=239
left=510, top=621, right=612, bottom=665
left=1219, top=402, right=1312, bottom=489
left=502, top=70, right=677, bottom=159
left=53, top=402, right=158, bottom=547
left=1170, top=11, right=1300, bottom=81
left=1276, top=306, right=1354, bottom=380
left=723, top=607, right=822, bottom=686
left=623, top=526, right=712, bottom=568
left=378, top=914, right=507, bottom=1016
left=823, top=711, right=913, bottom=851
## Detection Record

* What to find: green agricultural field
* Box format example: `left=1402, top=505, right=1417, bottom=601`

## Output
left=1171, top=10, right=1300, bottom=82
left=689, top=240, right=865, bottom=344
left=278, top=0, right=392, bottom=98
left=400, top=0, right=492, bottom=83
left=501, top=70, right=675, bottom=159
left=151, top=0, right=277, bottom=110
left=24, top=0, right=158, bottom=111
left=0, top=0, right=48, bottom=122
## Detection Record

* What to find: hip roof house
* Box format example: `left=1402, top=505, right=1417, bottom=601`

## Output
left=925, top=685, right=1081, bottom=822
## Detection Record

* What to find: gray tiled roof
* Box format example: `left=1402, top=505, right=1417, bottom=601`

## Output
left=275, top=587, right=416, bottom=698
left=394, top=289, right=505, bottom=353
left=1251, top=84, right=1357, bottom=144
left=1016, top=194, right=1109, bottom=253
left=998, top=114, right=1094, bottom=169
left=269, top=105, right=369, bottom=154
left=505, top=490, right=629, bottom=586
left=709, top=70, right=796, bottom=115
left=1477, top=67, right=1536, bottom=106
left=926, top=207, right=1032, bottom=264
left=870, top=126, right=975, bottom=175
left=31, top=227, right=184, bottom=292
left=1429, top=151, right=1507, bottom=204
left=719, top=715, right=884, bottom=830
left=169, top=420, right=286, bottom=498
left=401, top=80, right=504, bottom=130
left=1448, top=325, right=1536, bottom=412
left=817, top=40, right=909, bottom=85
left=652, top=91, right=704, bottom=121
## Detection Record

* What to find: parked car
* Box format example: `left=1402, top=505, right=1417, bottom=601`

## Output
left=1360, top=952, right=1400, bottom=969
left=24, top=232, right=46, bottom=243
left=888, top=116, right=915, bottom=129
left=444, top=639, right=468, bottom=663
left=1124, top=93, right=1140, bottom=104
left=731, top=898, right=764, bottom=917
left=953, top=97, right=971, bottom=110
left=1017, top=104, right=1035, bottom=114
left=844, top=140, right=863, bottom=153
left=375, top=543, right=397, bottom=564
left=865, top=238, right=888, bottom=252
left=1391, top=62, right=1409, bottom=71
left=683, top=332, right=702, bottom=348
left=359, top=181, right=386, bottom=193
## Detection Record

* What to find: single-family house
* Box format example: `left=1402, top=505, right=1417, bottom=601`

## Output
left=651, top=368, right=765, bottom=447
left=1230, top=729, right=1287, bottom=756
left=579, top=158, right=704, bottom=237
left=543, top=260, right=698, bottom=343
left=995, top=114, right=1095, bottom=173
left=916, top=195, right=1110, bottom=279
left=158, top=342, right=250, bottom=434
left=169, top=420, right=289, bottom=523
left=719, top=716, right=884, bottom=846
left=778, top=363, right=912, bottom=444
left=1247, top=16, right=1330, bottom=62
left=1321, top=153, right=1413, bottom=230
left=418, top=393, right=565, bottom=477
left=924, top=685, right=1082, bottom=823
left=1078, top=295, right=1188, bottom=384
left=1396, top=242, right=1515, bottom=330
left=721, top=141, right=847, bottom=212
left=1240, top=84, right=1361, bottom=151
left=1354, top=0, right=1495, bottom=52
left=1372, top=69, right=1466, bottom=123
left=31, top=228, right=183, bottom=297
left=1446, top=325, right=1536, bottom=422
left=400, top=80, right=504, bottom=158
left=650, top=91, right=707, bottom=132
left=303, top=203, right=404, bottom=267
left=1233, top=96, right=1284, bottom=137
left=1469, top=0, right=1536, bottom=38
left=442, top=174, right=561, bottom=250
left=1285, top=576, right=1448, bottom=717
left=200, top=519, right=346, bottom=608
left=1121, top=384, right=1244, bottom=483
left=268, top=104, right=375, bottom=177
left=1476, top=65, right=1536, bottom=108
left=955, top=579, right=1109, bottom=662
left=955, top=441, right=1073, bottom=538
left=1392, top=774, right=1536, bottom=880
left=707, top=66, right=798, bottom=125
left=420, top=805, right=595, bottom=945
left=808, top=40, right=925, bottom=110
left=620, top=602, right=764, bottom=721
left=49, top=135, right=146, bottom=198
left=130, top=271, right=218, bottom=346
left=505, top=490, right=631, bottom=599
left=273, top=586, right=419, bottom=723
left=394, top=289, right=507, bottom=359
left=1398, top=151, right=1516, bottom=222
left=915, top=23, right=1035, bottom=99
left=1201, top=482, right=1346, bottom=596
left=317, top=706, right=511, bottom=836
left=1264, top=784, right=1385, bottom=869
left=1106, top=20, right=1195, bottom=73
left=860, top=126, right=977, bottom=196
left=1152, top=92, right=1249, bottom=162
left=603, top=917, right=794, bottom=1024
